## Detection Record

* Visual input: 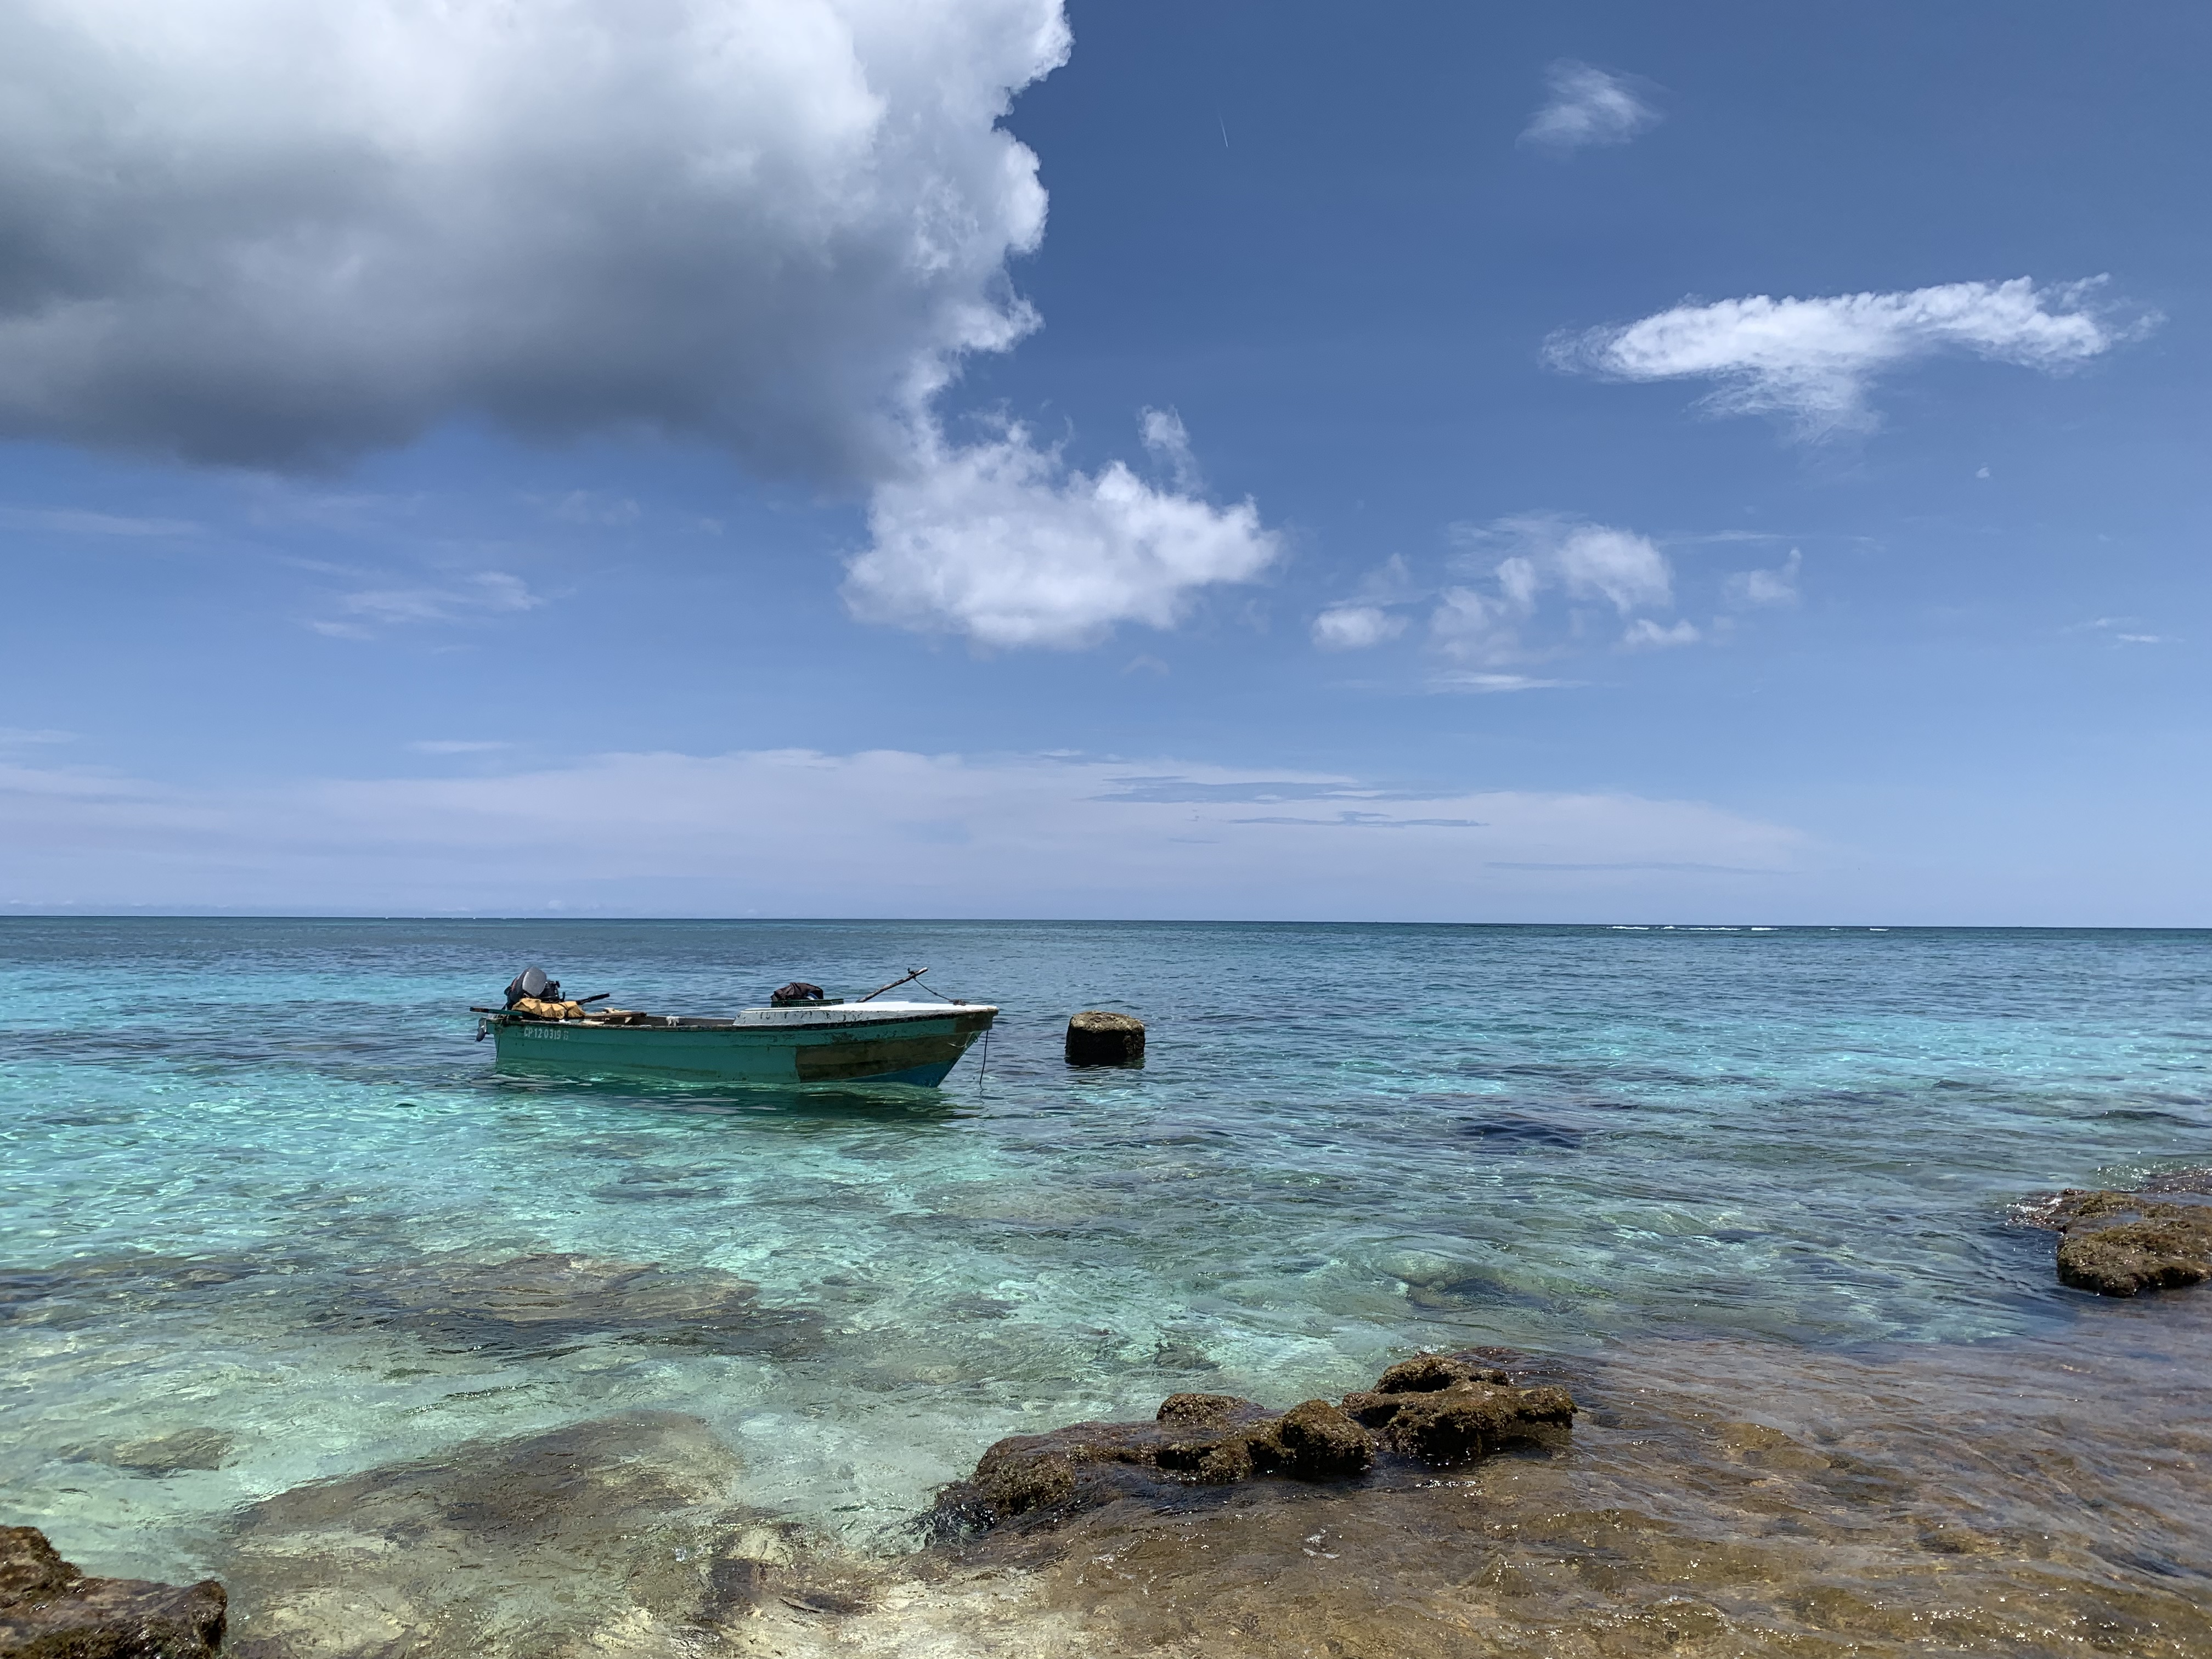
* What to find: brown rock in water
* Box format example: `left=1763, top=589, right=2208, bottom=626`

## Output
left=1372, top=1353, right=1510, bottom=1394
left=1148, top=1393, right=1282, bottom=1482
left=969, top=1440, right=1082, bottom=1516
left=0, top=1524, right=227, bottom=1658
left=2058, top=1218, right=2212, bottom=1296
left=1272, top=1400, right=1373, bottom=1478
left=958, top=1414, right=1188, bottom=1524
left=1337, top=1389, right=1399, bottom=1427
left=1159, top=1434, right=1257, bottom=1484
left=0, top=1528, right=76, bottom=1610
left=1381, top=1381, right=1578, bottom=1465
left=1065, top=1011, right=1145, bottom=1066
left=934, top=1355, right=1572, bottom=1536
left=1154, top=1392, right=1262, bottom=1428
left=2040, top=1187, right=2212, bottom=1297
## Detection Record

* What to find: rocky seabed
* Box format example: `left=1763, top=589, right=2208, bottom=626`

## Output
left=9, top=1179, right=2212, bottom=1659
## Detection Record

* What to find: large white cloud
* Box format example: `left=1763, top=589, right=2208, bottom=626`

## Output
left=1549, top=278, right=2147, bottom=437
left=0, top=0, right=1279, bottom=647
left=0, top=746, right=1808, bottom=916
left=0, top=0, right=1065, bottom=477
left=843, top=416, right=1279, bottom=648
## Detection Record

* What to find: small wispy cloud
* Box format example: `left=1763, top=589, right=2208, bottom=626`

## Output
left=1320, top=520, right=1812, bottom=684
left=1431, top=515, right=1684, bottom=674
left=1519, top=61, right=1661, bottom=154
left=1308, top=556, right=1423, bottom=651
left=1549, top=278, right=2154, bottom=438
left=1094, top=777, right=1399, bottom=805
left=1230, top=811, right=1486, bottom=829
left=1622, top=618, right=1701, bottom=650
left=1724, top=548, right=1803, bottom=609
left=1486, top=860, right=1778, bottom=875
left=2077, top=617, right=2176, bottom=646
left=1312, top=605, right=1408, bottom=651
left=1427, top=672, right=1581, bottom=695
left=237, top=481, right=424, bottom=534
left=541, top=490, right=642, bottom=526
left=406, top=740, right=512, bottom=754
left=1139, top=407, right=1200, bottom=493
left=312, top=572, right=544, bottom=639
left=0, top=727, right=76, bottom=746
left=0, top=507, right=198, bottom=537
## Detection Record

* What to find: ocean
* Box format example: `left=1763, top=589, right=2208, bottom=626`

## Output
left=4, top=918, right=2209, bottom=1655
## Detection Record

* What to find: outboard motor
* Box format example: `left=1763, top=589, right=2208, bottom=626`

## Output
left=504, top=966, right=550, bottom=1008
left=771, top=981, right=826, bottom=1006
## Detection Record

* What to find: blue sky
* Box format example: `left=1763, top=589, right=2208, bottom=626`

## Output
left=1, top=0, right=2206, bottom=922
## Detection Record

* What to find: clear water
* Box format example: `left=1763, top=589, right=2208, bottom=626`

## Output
left=3, top=919, right=2208, bottom=1586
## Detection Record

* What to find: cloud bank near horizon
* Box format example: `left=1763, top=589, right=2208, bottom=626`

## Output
left=0, top=0, right=1276, bottom=648
left=1550, top=278, right=2149, bottom=437
left=0, top=746, right=1807, bottom=917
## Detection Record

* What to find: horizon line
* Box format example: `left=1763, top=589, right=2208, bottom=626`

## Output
left=2, top=913, right=2207, bottom=933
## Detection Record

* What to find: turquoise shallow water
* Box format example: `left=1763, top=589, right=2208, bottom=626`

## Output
left=3, top=918, right=2208, bottom=1582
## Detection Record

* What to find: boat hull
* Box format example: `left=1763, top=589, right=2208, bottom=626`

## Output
left=487, top=1003, right=996, bottom=1087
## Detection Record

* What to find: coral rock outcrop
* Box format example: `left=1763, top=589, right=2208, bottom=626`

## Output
left=935, top=1352, right=1575, bottom=1534
left=2038, top=1186, right=2212, bottom=1297
left=0, top=1525, right=226, bottom=1658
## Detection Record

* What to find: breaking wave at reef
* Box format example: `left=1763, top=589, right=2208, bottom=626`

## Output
left=3, top=918, right=2209, bottom=1655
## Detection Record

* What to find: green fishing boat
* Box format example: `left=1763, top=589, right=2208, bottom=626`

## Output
left=476, top=967, right=996, bottom=1087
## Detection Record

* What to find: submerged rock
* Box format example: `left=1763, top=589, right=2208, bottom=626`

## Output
left=218, top=1410, right=848, bottom=1658
left=2036, top=1187, right=2212, bottom=1297
left=105, top=1429, right=236, bottom=1477
left=933, top=1352, right=1573, bottom=1535
left=0, top=1255, right=276, bottom=1334
left=0, top=1524, right=226, bottom=1658
left=317, top=1251, right=822, bottom=1357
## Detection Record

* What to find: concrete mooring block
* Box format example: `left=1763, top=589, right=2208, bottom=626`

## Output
left=1065, top=1010, right=1146, bottom=1067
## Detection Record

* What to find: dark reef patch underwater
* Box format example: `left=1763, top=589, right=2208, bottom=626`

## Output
left=3, top=918, right=2210, bottom=1655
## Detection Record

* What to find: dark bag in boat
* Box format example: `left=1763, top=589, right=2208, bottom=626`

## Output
left=771, top=981, right=826, bottom=1006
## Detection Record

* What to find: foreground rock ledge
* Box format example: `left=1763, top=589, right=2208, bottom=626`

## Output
left=2034, top=1182, right=2212, bottom=1297
left=0, top=1525, right=225, bottom=1659
left=933, top=1351, right=1576, bottom=1533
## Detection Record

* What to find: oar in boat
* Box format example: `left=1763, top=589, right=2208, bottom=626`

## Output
left=856, top=968, right=929, bottom=1003
left=467, top=992, right=612, bottom=1014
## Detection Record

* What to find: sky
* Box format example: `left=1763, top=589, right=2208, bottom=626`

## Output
left=1, top=0, right=2207, bottom=923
